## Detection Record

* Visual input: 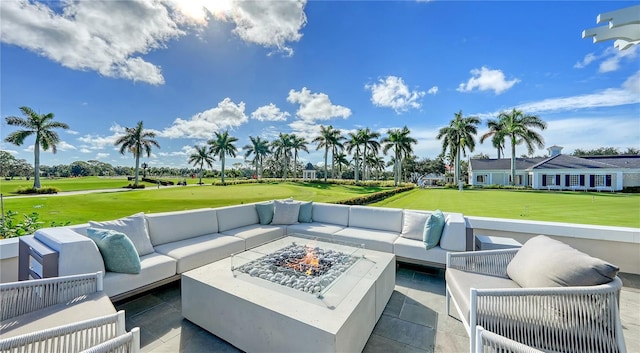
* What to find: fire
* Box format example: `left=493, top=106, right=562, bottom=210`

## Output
left=302, top=246, right=320, bottom=275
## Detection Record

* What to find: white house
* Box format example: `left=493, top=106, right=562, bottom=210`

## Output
left=469, top=146, right=640, bottom=191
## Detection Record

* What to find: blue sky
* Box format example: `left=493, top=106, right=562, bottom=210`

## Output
left=1, top=0, right=638, bottom=170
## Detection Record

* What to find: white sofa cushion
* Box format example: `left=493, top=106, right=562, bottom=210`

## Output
left=154, top=234, right=245, bottom=274
left=348, top=206, right=403, bottom=233
left=439, top=213, right=467, bottom=251
left=393, top=237, right=448, bottom=265
left=221, top=224, right=285, bottom=249
left=332, top=227, right=399, bottom=253
left=216, top=204, right=260, bottom=232
left=103, top=252, right=177, bottom=298
left=34, top=227, right=105, bottom=276
left=401, top=210, right=430, bottom=241
left=146, top=208, right=218, bottom=246
left=89, top=213, right=154, bottom=256
left=285, top=222, right=344, bottom=239
left=311, top=203, right=350, bottom=226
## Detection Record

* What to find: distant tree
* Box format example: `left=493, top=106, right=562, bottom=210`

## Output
left=346, top=131, right=365, bottom=182
left=271, top=133, right=293, bottom=178
left=4, top=106, right=70, bottom=188
left=498, top=108, right=547, bottom=186
left=0, top=151, right=17, bottom=178
left=480, top=117, right=507, bottom=159
left=290, top=134, right=309, bottom=178
left=208, top=130, right=238, bottom=184
left=313, top=125, right=343, bottom=183
left=114, top=121, right=160, bottom=187
left=334, top=152, right=350, bottom=179
left=472, top=153, right=490, bottom=159
left=436, top=111, right=480, bottom=183
left=70, top=161, right=92, bottom=176
left=359, top=128, right=381, bottom=181
left=189, top=145, right=215, bottom=185
left=572, top=147, right=640, bottom=156
left=243, top=136, right=270, bottom=179
left=382, top=126, right=417, bottom=186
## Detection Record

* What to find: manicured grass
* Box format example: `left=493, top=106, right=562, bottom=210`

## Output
left=2, top=182, right=384, bottom=225
left=372, top=188, right=640, bottom=228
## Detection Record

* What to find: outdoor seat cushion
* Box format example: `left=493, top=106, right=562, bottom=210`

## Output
left=446, top=268, right=520, bottom=323
left=154, top=234, right=245, bottom=273
left=146, top=208, right=218, bottom=246
left=311, top=203, right=350, bottom=226
left=0, top=291, right=116, bottom=339
left=393, top=237, right=448, bottom=264
left=285, top=222, right=344, bottom=238
left=348, top=206, right=403, bottom=233
left=221, top=224, right=285, bottom=249
left=103, top=252, right=177, bottom=297
left=216, top=204, right=260, bottom=232
left=332, top=227, right=400, bottom=253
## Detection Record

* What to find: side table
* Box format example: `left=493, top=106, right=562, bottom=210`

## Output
left=475, top=235, right=522, bottom=251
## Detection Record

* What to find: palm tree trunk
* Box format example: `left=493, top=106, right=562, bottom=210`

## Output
left=456, top=145, right=461, bottom=183
left=221, top=155, right=226, bottom=183
left=134, top=154, right=140, bottom=187
left=394, top=149, right=400, bottom=186
left=324, top=147, right=328, bottom=183
left=510, top=137, right=516, bottom=186
left=33, top=137, right=41, bottom=189
left=198, top=165, right=203, bottom=185
left=362, top=145, right=367, bottom=181
left=354, top=150, right=359, bottom=182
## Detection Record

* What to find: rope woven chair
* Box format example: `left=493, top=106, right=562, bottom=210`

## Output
left=446, top=249, right=626, bottom=353
left=475, top=326, right=544, bottom=353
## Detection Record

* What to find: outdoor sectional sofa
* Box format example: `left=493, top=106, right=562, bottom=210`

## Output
left=29, top=201, right=472, bottom=301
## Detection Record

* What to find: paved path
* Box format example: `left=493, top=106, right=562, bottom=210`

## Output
left=2, top=184, right=190, bottom=199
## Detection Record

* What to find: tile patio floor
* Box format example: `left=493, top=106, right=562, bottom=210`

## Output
left=115, top=264, right=640, bottom=353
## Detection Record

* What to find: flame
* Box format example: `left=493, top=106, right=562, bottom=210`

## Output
left=302, top=246, right=320, bottom=275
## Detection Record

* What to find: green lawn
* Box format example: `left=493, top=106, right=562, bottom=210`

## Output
left=2, top=182, right=384, bottom=225
left=372, top=188, right=640, bottom=228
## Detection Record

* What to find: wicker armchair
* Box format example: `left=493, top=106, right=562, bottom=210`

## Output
left=446, top=249, right=626, bottom=353
left=475, top=326, right=544, bottom=353
left=0, top=311, right=140, bottom=353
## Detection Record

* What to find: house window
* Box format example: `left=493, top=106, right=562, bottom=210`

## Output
left=517, top=175, right=524, bottom=185
left=476, top=175, right=486, bottom=183
left=569, top=175, right=580, bottom=186
left=546, top=175, right=556, bottom=185
left=595, top=175, right=605, bottom=187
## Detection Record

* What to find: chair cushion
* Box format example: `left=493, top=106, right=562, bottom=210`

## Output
left=393, top=236, right=448, bottom=265
left=507, top=235, right=619, bottom=288
left=285, top=222, right=344, bottom=239
left=423, top=210, right=445, bottom=250
left=271, top=200, right=300, bottom=225
left=298, top=201, right=313, bottom=223
left=311, top=203, right=350, bottom=226
left=89, top=213, right=154, bottom=256
left=153, top=234, right=245, bottom=273
left=401, top=210, right=429, bottom=241
left=332, top=227, right=399, bottom=253
left=348, top=206, right=403, bottom=233
left=255, top=202, right=275, bottom=225
left=146, top=208, right=218, bottom=246
left=86, top=228, right=141, bottom=274
left=103, top=252, right=177, bottom=297
left=221, top=224, right=285, bottom=249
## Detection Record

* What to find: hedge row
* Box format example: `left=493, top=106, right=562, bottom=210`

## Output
left=334, top=185, right=416, bottom=205
left=15, top=186, right=60, bottom=194
left=212, top=178, right=410, bottom=187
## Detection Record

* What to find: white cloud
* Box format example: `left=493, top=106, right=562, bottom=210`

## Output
left=95, top=153, right=110, bottom=159
left=79, top=148, right=91, bottom=153
left=0, top=0, right=308, bottom=85
left=158, top=145, right=197, bottom=157
left=365, top=76, right=425, bottom=113
left=287, top=87, right=351, bottom=121
left=66, top=130, right=79, bottom=135
left=77, top=124, right=124, bottom=151
left=0, top=149, right=18, bottom=155
left=514, top=70, right=640, bottom=114
left=24, top=140, right=76, bottom=153
left=251, top=103, right=290, bottom=121
left=457, top=66, right=520, bottom=94
left=574, top=46, right=638, bottom=73
left=160, top=98, right=248, bottom=139
left=427, top=86, right=438, bottom=95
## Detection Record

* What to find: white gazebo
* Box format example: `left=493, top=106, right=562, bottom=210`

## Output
left=582, top=5, right=640, bottom=50
left=302, top=163, right=316, bottom=180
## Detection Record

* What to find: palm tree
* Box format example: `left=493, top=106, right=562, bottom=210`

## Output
left=208, top=130, right=238, bottom=184
left=382, top=126, right=417, bottom=186
left=368, top=154, right=385, bottom=180
left=312, top=125, right=342, bottom=183
left=359, top=128, right=381, bottom=180
left=480, top=118, right=507, bottom=159
left=436, top=111, right=480, bottom=184
left=114, top=121, right=160, bottom=187
left=243, top=136, right=270, bottom=179
left=4, top=106, right=70, bottom=189
left=188, top=145, right=215, bottom=185
left=290, top=134, right=309, bottom=178
left=271, top=133, right=293, bottom=178
left=498, top=108, right=547, bottom=185
left=346, top=131, right=366, bottom=182
left=334, top=152, right=349, bottom=179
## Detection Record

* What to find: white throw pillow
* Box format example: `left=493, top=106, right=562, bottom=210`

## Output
left=89, top=212, right=154, bottom=256
left=271, top=200, right=301, bottom=225
left=401, top=211, right=429, bottom=241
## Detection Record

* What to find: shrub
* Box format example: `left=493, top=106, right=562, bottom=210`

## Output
left=124, top=184, right=145, bottom=189
left=0, top=211, right=70, bottom=239
left=335, top=185, right=415, bottom=205
left=15, top=186, right=60, bottom=194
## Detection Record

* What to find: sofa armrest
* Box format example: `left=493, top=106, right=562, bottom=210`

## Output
left=34, top=227, right=105, bottom=276
left=447, top=249, right=518, bottom=278
left=439, top=213, right=467, bottom=251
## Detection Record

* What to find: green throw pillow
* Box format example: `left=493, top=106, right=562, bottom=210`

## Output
left=298, top=201, right=313, bottom=223
left=86, top=228, right=141, bottom=274
left=256, top=202, right=275, bottom=225
left=423, top=210, right=445, bottom=250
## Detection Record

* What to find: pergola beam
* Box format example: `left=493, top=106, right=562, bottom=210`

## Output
left=583, top=5, right=640, bottom=50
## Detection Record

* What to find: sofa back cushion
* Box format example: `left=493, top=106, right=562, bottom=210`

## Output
left=86, top=228, right=141, bottom=274
left=311, top=203, right=350, bottom=226
left=507, top=235, right=619, bottom=288
left=401, top=210, right=430, bottom=241
left=439, top=213, right=467, bottom=251
left=255, top=202, right=275, bottom=225
left=217, top=204, right=260, bottom=232
left=146, top=209, right=218, bottom=246
left=423, top=210, right=445, bottom=249
left=89, top=213, right=154, bottom=256
left=349, top=206, right=403, bottom=233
